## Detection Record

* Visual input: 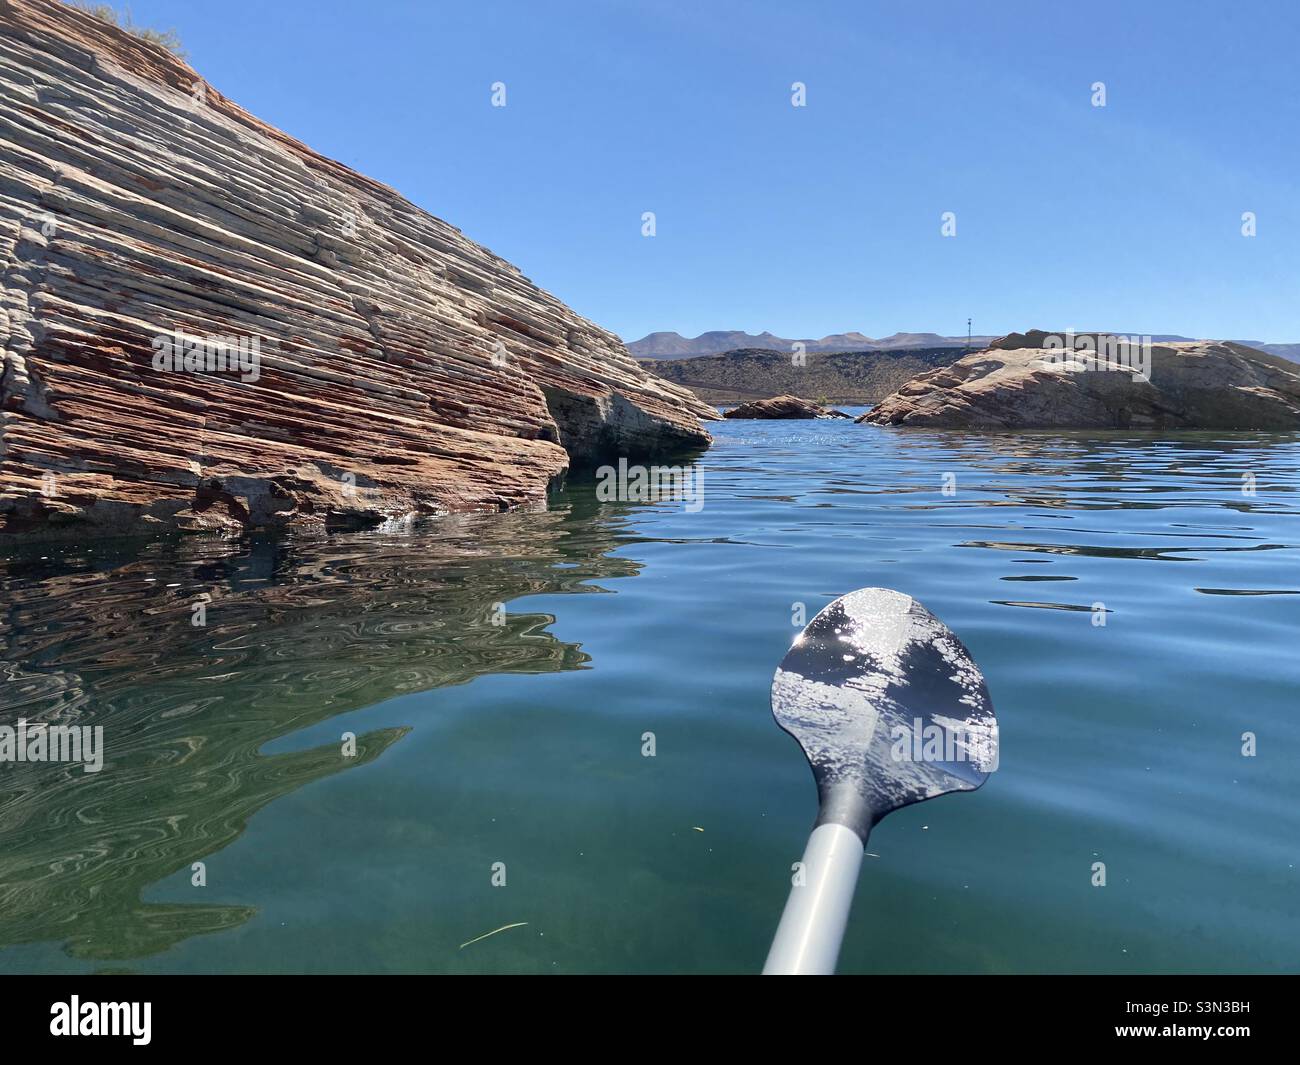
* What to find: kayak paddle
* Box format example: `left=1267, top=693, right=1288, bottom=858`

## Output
left=763, top=587, right=998, bottom=975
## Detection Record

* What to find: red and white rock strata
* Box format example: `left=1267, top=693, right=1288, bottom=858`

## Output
left=0, top=0, right=715, bottom=537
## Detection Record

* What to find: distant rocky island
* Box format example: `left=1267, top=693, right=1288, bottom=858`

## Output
left=645, top=347, right=967, bottom=406
left=723, top=395, right=849, bottom=420
left=863, top=331, right=1300, bottom=430
left=0, top=0, right=716, bottom=540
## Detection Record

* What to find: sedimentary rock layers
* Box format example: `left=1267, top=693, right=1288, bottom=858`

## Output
left=0, top=0, right=715, bottom=536
left=863, top=330, right=1300, bottom=430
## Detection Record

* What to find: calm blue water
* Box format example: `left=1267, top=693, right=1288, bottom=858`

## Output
left=1, top=414, right=1297, bottom=973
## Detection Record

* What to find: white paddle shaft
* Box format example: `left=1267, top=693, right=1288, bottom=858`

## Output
left=762, top=821, right=866, bottom=975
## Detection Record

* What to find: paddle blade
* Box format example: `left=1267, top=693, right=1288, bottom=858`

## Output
left=771, top=588, right=997, bottom=838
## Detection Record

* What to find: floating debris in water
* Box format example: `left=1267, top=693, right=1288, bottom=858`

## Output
left=459, top=922, right=528, bottom=951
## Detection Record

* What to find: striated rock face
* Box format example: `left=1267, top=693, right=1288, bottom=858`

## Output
left=723, top=394, right=850, bottom=420
left=0, top=0, right=715, bottom=538
left=862, top=330, right=1300, bottom=430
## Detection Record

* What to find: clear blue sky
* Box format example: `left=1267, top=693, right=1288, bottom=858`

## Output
left=127, top=0, right=1299, bottom=342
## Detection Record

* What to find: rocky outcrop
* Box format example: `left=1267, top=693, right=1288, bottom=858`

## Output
left=862, top=330, right=1300, bottom=430
left=723, top=394, right=850, bottom=420
left=0, top=0, right=715, bottom=538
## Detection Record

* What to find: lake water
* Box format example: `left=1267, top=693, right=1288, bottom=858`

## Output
left=1, top=414, right=1298, bottom=974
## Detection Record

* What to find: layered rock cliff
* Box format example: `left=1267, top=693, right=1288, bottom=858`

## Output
left=863, top=330, right=1300, bottom=430
left=0, top=0, right=715, bottom=537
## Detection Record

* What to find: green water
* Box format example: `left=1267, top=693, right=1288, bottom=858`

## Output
left=1, top=417, right=1297, bottom=973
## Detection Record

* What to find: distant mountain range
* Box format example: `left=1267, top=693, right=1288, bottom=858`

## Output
left=629, top=329, right=1300, bottom=363
left=628, top=330, right=997, bottom=359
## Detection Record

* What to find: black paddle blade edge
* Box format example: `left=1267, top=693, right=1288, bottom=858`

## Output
left=771, top=588, right=998, bottom=839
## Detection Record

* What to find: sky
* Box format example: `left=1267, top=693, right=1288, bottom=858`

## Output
left=122, top=0, right=1300, bottom=343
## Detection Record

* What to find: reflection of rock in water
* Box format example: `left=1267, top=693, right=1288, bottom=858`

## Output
left=869, top=430, right=1299, bottom=516
left=0, top=499, right=636, bottom=959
